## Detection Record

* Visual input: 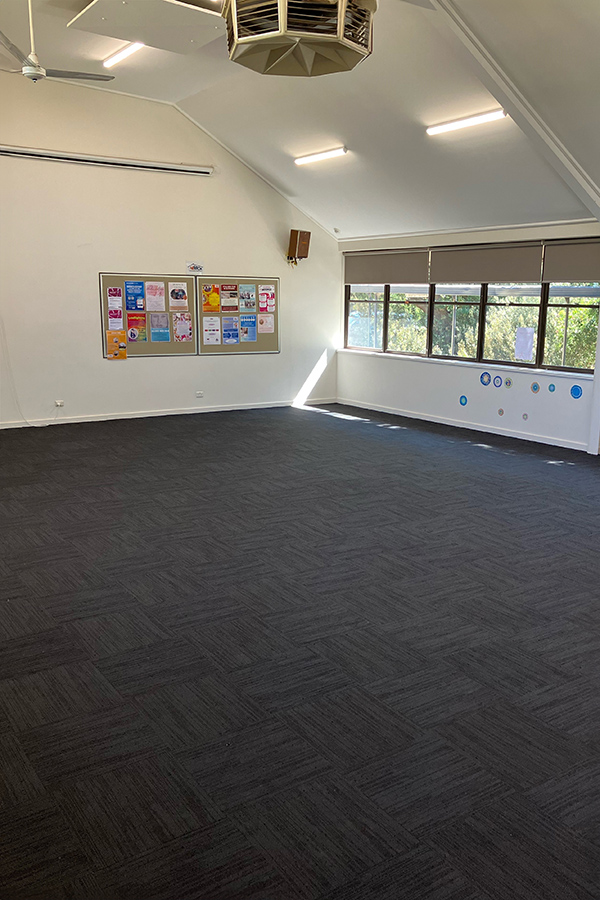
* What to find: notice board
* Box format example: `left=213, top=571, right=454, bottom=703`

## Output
left=197, top=276, right=280, bottom=354
left=100, top=273, right=198, bottom=357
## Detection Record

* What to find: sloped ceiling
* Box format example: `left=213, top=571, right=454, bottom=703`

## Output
left=0, top=0, right=595, bottom=239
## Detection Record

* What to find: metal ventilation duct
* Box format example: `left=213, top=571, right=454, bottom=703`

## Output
left=221, top=0, right=377, bottom=76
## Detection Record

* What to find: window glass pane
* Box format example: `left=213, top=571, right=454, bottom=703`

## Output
left=388, top=302, right=428, bottom=354
left=548, top=282, right=600, bottom=306
left=484, top=305, right=539, bottom=363
left=347, top=301, right=384, bottom=349
left=390, top=284, right=429, bottom=302
left=487, top=283, right=542, bottom=304
left=435, top=284, right=481, bottom=303
left=544, top=306, right=598, bottom=370
left=350, top=285, right=384, bottom=301
left=432, top=304, right=479, bottom=358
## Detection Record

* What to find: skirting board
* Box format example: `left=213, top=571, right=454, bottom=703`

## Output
left=336, top=396, right=591, bottom=453
left=0, top=397, right=337, bottom=430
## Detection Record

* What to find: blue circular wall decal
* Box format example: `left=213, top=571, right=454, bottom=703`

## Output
left=459, top=395, right=468, bottom=406
left=523, top=413, right=529, bottom=420
left=571, top=385, right=583, bottom=399
left=480, top=372, right=491, bottom=386
left=493, top=376, right=503, bottom=388
left=505, top=378, right=513, bottom=388
left=498, top=408, right=504, bottom=416
left=548, top=383, right=556, bottom=393
left=531, top=382, right=540, bottom=394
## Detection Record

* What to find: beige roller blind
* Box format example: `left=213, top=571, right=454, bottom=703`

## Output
left=543, top=240, right=600, bottom=282
left=430, top=244, right=543, bottom=284
left=344, top=251, right=429, bottom=285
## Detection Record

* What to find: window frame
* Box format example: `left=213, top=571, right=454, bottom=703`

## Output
left=344, top=280, right=597, bottom=374
left=385, top=283, right=431, bottom=358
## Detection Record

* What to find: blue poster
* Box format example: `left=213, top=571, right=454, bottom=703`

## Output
left=125, top=280, right=145, bottom=311
left=240, top=314, right=257, bottom=342
left=222, top=316, right=240, bottom=344
left=149, top=313, right=170, bottom=342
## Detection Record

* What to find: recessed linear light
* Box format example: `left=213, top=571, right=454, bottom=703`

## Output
left=295, top=147, right=347, bottom=166
left=103, top=42, right=145, bottom=69
left=426, top=109, right=507, bottom=136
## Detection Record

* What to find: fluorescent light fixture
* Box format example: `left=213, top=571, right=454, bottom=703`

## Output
left=427, top=109, right=507, bottom=136
left=103, top=42, right=145, bottom=69
left=295, top=147, right=347, bottom=166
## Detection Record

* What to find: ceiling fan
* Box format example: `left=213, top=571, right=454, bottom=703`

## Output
left=0, top=0, right=114, bottom=83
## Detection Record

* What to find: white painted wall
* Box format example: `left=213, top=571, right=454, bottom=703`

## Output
left=0, top=75, right=342, bottom=428
left=337, top=350, right=594, bottom=452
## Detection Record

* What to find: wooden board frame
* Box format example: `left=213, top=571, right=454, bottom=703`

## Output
left=197, top=276, right=280, bottom=355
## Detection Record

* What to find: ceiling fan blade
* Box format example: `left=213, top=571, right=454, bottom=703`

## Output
left=0, top=29, right=32, bottom=66
left=45, top=69, right=115, bottom=81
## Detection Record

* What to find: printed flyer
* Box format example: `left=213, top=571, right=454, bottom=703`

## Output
left=106, top=330, right=127, bottom=359
left=107, top=286, right=123, bottom=309
left=125, top=281, right=145, bottom=311
left=222, top=316, right=240, bottom=344
left=173, top=311, right=193, bottom=342
left=259, top=284, right=276, bottom=313
left=108, top=308, right=123, bottom=330
left=221, top=284, right=239, bottom=312
left=145, top=281, right=165, bottom=312
left=150, top=313, right=170, bottom=342
left=203, top=316, right=221, bottom=344
left=240, top=314, right=257, bottom=342
left=168, top=282, right=188, bottom=310
left=239, top=284, right=256, bottom=312
left=127, top=313, right=147, bottom=342
left=257, top=314, right=274, bottom=333
left=202, top=284, right=221, bottom=313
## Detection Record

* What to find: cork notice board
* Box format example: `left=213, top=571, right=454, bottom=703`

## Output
left=100, top=273, right=198, bottom=357
left=197, top=276, right=280, bottom=354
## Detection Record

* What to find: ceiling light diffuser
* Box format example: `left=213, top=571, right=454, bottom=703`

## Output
left=426, top=109, right=507, bottom=136
left=103, top=42, right=145, bottom=68
left=295, top=147, right=347, bottom=166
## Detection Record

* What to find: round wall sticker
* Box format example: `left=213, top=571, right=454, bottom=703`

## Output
left=571, top=385, right=583, bottom=399
left=480, top=372, right=491, bottom=386
left=505, top=378, right=513, bottom=388
left=459, top=395, right=468, bottom=406
left=531, top=382, right=540, bottom=394
left=493, top=376, right=503, bottom=388
left=498, top=408, right=504, bottom=416
left=548, top=383, right=556, bottom=393
left=522, top=413, right=529, bottom=420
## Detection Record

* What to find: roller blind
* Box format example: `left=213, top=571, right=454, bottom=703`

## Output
left=429, top=244, right=543, bottom=284
left=344, top=251, right=429, bottom=285
left=543, top=240, right=600, bottom=282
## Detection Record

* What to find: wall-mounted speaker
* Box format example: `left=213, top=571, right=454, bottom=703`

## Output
left=288, top=230, right=311, bottom=262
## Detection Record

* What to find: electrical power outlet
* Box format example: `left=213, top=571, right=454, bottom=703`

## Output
left=55, top=400, right=64, bottom=407
left=195, top=391, right=204, bottom=398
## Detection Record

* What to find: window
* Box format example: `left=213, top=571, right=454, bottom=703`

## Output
left=543, top=283, right=600, bottom=371
left=483, top=284, right=541, bottom=365
left=346, top=285, right=384, bottom=350
left=388, top=285, right=429, bottom=355
left=431, top=285, right=480, bottom=359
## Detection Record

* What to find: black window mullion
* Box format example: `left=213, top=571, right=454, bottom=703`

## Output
left=382, top=284, right=390, bottom=352
left=476, top=284, right=487, bottom=362
left=343, top=284, right=350, bottom=348
left=536, top=282, right=549, bottom=368
left=426, top=283, right=435, bottom=356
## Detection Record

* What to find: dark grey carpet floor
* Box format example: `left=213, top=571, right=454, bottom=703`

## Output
left=2, top=403, right=600, bottom=899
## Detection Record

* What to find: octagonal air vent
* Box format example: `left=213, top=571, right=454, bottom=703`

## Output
left=221, top=0, right=377, bottom=76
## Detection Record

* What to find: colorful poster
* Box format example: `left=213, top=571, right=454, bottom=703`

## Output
left=203, top=316, right=221, bottom=345
left=259, top=284, right=276, bottom=313
left=127, top=313, right=147, bottom=342
left=125, top=281, right=145, bottom=311
left=107, top=286, right=123, bottom=309
left=108, top=308, right=123, bottom=330
left=221, top=284, right=239, bottom=312
left=145, top=281, right=165, bottom=312
left=106, top=330, right=127, bottom=359
left=222, top=316, right=240, bottom=344
left=173, top=311, right=193, bottom=342
left=202, top=283, right=220, bottom=313
left=150, top=312, right=170, bottom=342
left=240, top=314, right=257, bottom=342
left=168, top=282, right=188, bottom=310
left=239, top=284, right=256, bottom=312
left=257, top=314, right=274, bottom=333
